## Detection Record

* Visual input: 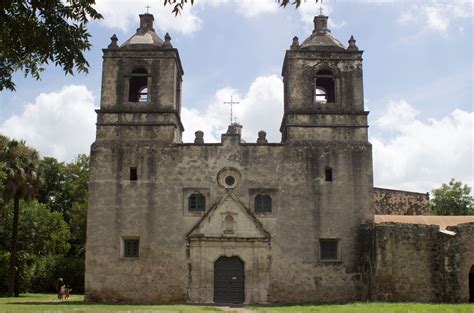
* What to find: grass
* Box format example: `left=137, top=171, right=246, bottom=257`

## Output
left=0, top=294, right=222, bottom=312
left=0, top=294, right=472, bottom=312
left=251, top=302, right=474, bottom=312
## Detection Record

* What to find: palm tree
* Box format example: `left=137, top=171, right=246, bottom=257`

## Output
left=0, top=137, right=40, bottom=297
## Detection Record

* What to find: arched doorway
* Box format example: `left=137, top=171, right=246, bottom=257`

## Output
left=470, top=265, right=474, bottom=303
left=213, top=256, right=244, bottom=304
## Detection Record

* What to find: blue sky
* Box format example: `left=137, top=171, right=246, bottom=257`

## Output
left=0, top=0, right=472, bottom=193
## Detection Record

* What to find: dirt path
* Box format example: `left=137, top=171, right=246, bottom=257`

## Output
left=219, top=306, right=257, bottom=313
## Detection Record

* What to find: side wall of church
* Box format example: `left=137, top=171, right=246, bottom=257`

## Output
left=370, top=222, right=474, bottom=303
left=373, top=188, right=430, bottom=215
left=85, top=136, right=373, bottom=303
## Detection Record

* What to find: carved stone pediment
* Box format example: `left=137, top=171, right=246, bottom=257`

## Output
left=186, top=190, right=270, bottom=241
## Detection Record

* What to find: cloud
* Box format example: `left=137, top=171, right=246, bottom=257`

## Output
left=95, top=0, right=202, bottom=35
left=371, top=99, right=474, bottom=192
left=181, top=75, right=283, bottom=143
left=0, top=85, right=97, bottom=162
left=235, top=0, right=279, bottom=18
left=398, top=2, right=473, bottom=34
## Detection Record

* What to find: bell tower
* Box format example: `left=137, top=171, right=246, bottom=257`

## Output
left=280, top=14, right=367, bottom=142
left=96, top=13, right=184, bottom=143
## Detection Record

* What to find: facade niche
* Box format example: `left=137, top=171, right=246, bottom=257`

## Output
left=128, top=68, right=149, bottom=102
left=188, top=192, right=206, bottom=212
left=315, top=69, right=335, bottom=104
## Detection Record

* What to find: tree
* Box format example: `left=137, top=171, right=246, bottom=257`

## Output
left=0, top=137, right=40, bottom=296
left=0, top=0, right=102, bottom=91
left=431, top=179, right=474, bottom=216
left=0, top=201, right=70, bottom=293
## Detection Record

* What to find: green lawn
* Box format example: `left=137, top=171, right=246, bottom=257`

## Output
left=251, top=302, right=474, bottom=313
left=0, top=294, right=472, bottom=313
left=0, top=294, right=222, bottom=312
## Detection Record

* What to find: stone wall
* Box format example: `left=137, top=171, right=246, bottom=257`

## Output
left=368, top=222, right=474, bottom=303
left=373, top=187, right=429, bottom=215
left=85, top=134, right=374, bottom=304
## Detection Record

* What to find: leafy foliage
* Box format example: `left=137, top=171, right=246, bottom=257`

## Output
left=0, top=0, right=102, bottom=91
left=0, top=201, right=70, bottom=293
left=0, top=135, right=88, bottom=295
left=431, top=179, right=474, bottom=216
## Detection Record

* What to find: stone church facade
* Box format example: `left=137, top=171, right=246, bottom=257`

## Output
left=85, top=13, right=474, bottom=304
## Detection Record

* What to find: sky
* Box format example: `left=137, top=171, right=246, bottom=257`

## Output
left=0, top=0, right=472, bottom=193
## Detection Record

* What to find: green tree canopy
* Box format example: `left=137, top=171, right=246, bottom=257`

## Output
left=431, top=179, right=474, bottom=216
left=0, top=0, right=102, bottom=91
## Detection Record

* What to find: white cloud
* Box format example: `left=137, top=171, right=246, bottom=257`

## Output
left=371, top=99, right=474, bottom=193
left=398, top=2, right=472, bottom=34
left=181, top=75, right=283, bottom=143
left=95, top=0, right=202, bottom=35
left=0, top=85, right=97, bottom=162
left=236, top=0, right=279, bottom=18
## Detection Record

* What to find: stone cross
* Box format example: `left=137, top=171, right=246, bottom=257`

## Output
left=145, top=5, right=151, bottom=13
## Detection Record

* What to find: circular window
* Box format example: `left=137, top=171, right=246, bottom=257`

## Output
left=225, top=175, right=236, bottom=186
left=217, top=167, right=241, bottom=189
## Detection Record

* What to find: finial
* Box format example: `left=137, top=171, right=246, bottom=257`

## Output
left=257, top=131, right=268, bottom=144
left=163, top=32, right=172, bottom=47
left=108, top=34, right=118, bottom=48
left=347, top=35, right=359, bottom=51
left=194, top=131, right=204, bottom=144
left=145, top=5, right=151, bottom=14
left=291, top=36, right=299, bottom=50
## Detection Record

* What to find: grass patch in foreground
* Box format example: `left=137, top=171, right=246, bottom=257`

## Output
left=0, top=294, right=222, bottom=312
left=251, top=302, right=473, bottom=313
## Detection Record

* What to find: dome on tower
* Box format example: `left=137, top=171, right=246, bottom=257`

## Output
left=300, top=15, right=345, bottom=50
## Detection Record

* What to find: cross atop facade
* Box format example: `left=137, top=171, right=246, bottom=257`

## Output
left=318, top=0, right=324, bottom=15
left=224, top=95, right=240, bottom=124
left=145, top=5, right=151, bottom=13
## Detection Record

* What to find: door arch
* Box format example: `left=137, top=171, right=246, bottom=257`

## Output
left=213, top=256, right=245, bottom=304
left=470, top=265, right=474, bottom=303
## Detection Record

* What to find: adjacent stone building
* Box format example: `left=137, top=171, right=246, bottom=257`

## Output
left=85, top=13, right=474, bottom=304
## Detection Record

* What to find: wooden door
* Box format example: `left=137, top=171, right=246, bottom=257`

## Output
left=213, top=256, right=245, bottom=304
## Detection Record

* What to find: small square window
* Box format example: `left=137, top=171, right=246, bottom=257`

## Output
left=123, top=239, right=139, bottom=258
left=320, top=239, right=338, bottom=261
left=130, top=167, right=138, bottom=181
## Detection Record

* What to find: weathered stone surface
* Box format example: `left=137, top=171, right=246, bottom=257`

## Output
left=373, top=187, right=430, bottom=215
left=362, top=221, right=474, bottom=303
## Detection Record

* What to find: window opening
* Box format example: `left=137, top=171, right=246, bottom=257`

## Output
left=315, top=70, right=335, bottom=103
left=315, top=88, right=327, bottom=104
left=320, top=239, right=338, bottom=261
left=123, top=239, right=139, bottom=258
left=188, top=192, right=206, bottom=212
left=325, top=167, right=333, bottom=182
left=225, top=175, right=236, bottom=187
left=138, top=87, right=148, bottom=102
left=130, top=167, right=138, bottom=181
left=128, top=68, right=148, bottom=102
left=255, top=194, right=272, bottom=213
